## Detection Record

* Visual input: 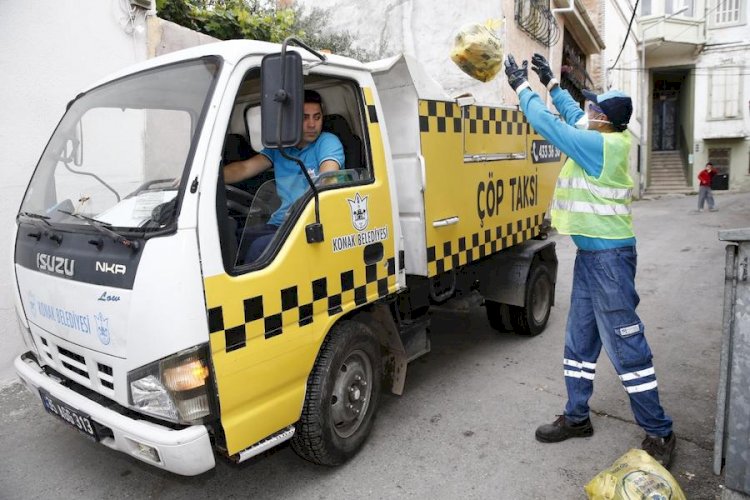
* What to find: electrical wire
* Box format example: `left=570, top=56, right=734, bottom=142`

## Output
left=608, top=0, right=640, bottom=71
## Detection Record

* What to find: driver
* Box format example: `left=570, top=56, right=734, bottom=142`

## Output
left=224, top=89, right=344, bottom=263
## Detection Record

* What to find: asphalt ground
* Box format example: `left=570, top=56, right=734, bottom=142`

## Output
left=1, top=191, right=747, bottom=499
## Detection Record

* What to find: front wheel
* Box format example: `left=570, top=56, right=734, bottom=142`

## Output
left=291, top=321, right=382, bottom=465
left=509, top=262, right=554, bottom=336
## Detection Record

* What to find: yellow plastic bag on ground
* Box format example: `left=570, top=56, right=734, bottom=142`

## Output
left=450, top=19, right=504, bottom=83
left=585, top=449, right=686, bottom=500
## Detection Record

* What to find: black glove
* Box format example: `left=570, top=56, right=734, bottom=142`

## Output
left=531, top=53, right=555, bottom=87
left=504, top=55, right=529, bottom=91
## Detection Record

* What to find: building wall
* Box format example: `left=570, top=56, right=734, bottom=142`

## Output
left=0, top=0, right=149, bottom=384
left=294, top=0, right=577, bottom=106
left=692, top=14, right=750, bottom=190
left=0, top=1, right=215, bottom=384
left=640, top=0, right=750, bottom=191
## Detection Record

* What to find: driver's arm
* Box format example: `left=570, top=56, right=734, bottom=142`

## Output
left=319, top=159, right=339, bottom=174
left=223, top=154, right=272, bottom=184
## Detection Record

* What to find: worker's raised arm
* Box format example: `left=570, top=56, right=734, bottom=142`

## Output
left=505, top=54, right=604, bottom=178
left=223, top=154, right=272, bottom=184
left=530, top=53, right=584, bottom=125
left=519, top=88, right=604, bottom=178
left=550, top=86, right=585, bottom=125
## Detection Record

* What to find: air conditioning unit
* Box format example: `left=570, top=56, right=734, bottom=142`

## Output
left=129, top=0, right=153, bottom=9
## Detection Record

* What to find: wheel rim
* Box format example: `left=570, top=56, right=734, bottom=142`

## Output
left=330, top=349, right=373, bottom=439
left=530, top=273, right=552, bottom=324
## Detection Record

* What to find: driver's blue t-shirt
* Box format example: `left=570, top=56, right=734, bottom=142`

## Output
left=260, top=131, right=344, bottom=227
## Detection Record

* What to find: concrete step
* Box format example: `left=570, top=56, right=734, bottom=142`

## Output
left=651, top=165, right=686, bottom=170
left=651, top=168, right=685, bottom=177
left=647, top=150, right=689, bottom=194
left=650, top=177, right=688, bottom=182
left=645, top=187, right=692, bottom=193
left=645, top=190, right=692, bottom=196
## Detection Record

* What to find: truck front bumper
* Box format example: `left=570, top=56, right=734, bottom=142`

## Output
left=14, top=352, right=216, bottom=476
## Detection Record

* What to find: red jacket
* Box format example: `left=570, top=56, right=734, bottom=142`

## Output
left=698, top=168, right=716, bottom=187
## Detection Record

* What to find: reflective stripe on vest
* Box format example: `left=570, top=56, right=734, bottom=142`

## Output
left=555, top=177, right=632, bottom=200
left=551, top=199, right=632, bottom=216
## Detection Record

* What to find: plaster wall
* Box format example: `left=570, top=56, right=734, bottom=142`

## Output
left=0, top=1, right=216, bottom=384
left=0, top=0, right=150, bottom=384
left=692, top=19, right=750, bottom=190
left=296, top=0, right=562, bottom=106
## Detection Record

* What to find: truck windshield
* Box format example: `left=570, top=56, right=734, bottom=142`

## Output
left=19, top=57, right=220, bottom=232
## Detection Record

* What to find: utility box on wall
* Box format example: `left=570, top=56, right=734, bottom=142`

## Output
left=713, top=173, right=730, bottom=191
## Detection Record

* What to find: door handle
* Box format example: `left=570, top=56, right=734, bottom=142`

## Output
left=433, top=216, right=459, bottom=227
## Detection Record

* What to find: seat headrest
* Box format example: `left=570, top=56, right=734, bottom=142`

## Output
left=323, top=114, right=353, bottom=134
left=223, top=134, right=254, bottom=164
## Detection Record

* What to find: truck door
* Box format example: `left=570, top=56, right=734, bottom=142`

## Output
left=199, top=66, right=399, bottom=457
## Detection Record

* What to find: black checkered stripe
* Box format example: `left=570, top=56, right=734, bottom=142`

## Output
left=418, top=100, right=531, bottom=136
left=208, top=253, right=404, bottom=353
left=427, top=214, right=543, bottom=276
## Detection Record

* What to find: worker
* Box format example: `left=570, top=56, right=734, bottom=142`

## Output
left=503, top=53, right=676, bottom=467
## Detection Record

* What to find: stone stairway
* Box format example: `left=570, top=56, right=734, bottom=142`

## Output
left=645, top=150, right=691, bottom=195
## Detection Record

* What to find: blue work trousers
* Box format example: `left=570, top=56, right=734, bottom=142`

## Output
left=563, top=246, right=673, bottom=437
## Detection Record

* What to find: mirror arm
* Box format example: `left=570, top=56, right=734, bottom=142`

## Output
left=274, top=37, right=326, bottom=243
left=280, top=37, right=327, bottom=64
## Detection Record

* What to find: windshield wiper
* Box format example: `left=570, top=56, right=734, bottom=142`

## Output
left=18, top=211, right=65, bottom=243
left=18, top=211, right=52, bottom=226
left=57, top=210, right=140, bottom=251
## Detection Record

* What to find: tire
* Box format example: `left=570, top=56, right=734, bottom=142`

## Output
left=291, top=321, right=382, bottom=465
left=509, top=263, right=554, bottom=336
left=485, top=300, right=512, bottom=332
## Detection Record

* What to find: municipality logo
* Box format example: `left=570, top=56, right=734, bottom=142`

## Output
left=94, top=312, right=111, bottom=346
left=347, top=193, right=369, bottom=231
left=28, top=293, right=37, bottom=318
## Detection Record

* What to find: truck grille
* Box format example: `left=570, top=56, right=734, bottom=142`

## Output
left=35, top=335, right=115, bottom=396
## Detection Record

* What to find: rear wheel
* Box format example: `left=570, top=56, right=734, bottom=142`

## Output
left=485, top=300, right=512, bottom=332
left=509, top=262, right=554, bottom=336
left=291, top=321, right=381, bottom=465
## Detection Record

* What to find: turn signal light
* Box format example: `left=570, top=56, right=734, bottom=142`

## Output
left=163, top=359, right=209, bottom=391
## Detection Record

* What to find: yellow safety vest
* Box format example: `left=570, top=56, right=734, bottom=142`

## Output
left=551, top=131, right=635, bottom=239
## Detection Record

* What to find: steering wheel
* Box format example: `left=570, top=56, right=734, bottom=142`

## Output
left=225, top=185, right=254, bottom=216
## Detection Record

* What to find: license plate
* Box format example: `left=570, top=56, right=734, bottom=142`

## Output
left=39, top=389, right=99, bottom=441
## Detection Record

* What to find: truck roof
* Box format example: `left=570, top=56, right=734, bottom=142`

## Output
left=82, top=39, right=369, bottom=93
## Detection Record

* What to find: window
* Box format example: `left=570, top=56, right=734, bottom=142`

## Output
left=708, top=148, right=730, bottom=175
left=641, top=0, right=652, bottom=16
left=220, top=71, right=371, bottom=272
left=711, top=0, right=744, bottom=27
left=708, top=67, right=742, bottom=119
left=667, top=0, right=694, bottom=17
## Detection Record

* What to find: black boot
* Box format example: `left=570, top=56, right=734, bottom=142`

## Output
left=641, top=432, right=676, bottom=468
left=535, top=415, right=594, bottom=443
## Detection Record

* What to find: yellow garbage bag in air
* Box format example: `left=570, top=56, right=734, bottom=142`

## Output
left=585, top=449, right=686, bottom=500
left=450, top=19, right=504, bottom=83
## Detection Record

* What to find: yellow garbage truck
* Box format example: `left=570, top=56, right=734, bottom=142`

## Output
left=13, top=39, right=564, bottom=475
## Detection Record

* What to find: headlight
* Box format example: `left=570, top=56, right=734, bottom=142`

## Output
left=127, top=344, right=215, bottom=424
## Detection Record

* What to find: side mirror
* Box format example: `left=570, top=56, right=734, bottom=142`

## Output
left=260, top=51, right=303, bottom=149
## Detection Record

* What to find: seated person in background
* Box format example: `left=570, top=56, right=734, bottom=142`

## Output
left=224, top=89, right=344, bottom=263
